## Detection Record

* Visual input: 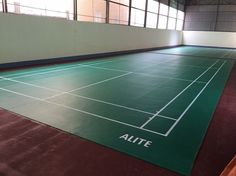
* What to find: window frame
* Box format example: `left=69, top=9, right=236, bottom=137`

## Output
left=2, top=0, right=185, bottom=31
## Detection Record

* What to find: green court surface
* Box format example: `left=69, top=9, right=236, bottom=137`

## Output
left=0, top=46, right=235, bottom=175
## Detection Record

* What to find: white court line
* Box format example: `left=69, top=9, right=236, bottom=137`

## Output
left=164, top=61, right=227, bottom=136
left=154, top=63, right=218, bottom=70
left=79, top=64, right=207, bottom=84
left=140, top=59, right=220, bottom=129
left=0, top=87, right=166, bottom=137
left=157, top=114, right=177, bottom=121
left=0, top=53, right=172, bottom=81
left=44, top=72, right=133, bottom=100
left=81, top=64, right=129, bottom=73
left=135, top=72, right=207, bottom=84
left=1, top=56, right=208, bottom=84
left=0, top=74, right=154, bottom=115
left=0, top=76, right=58, bottom=93
left=0, top=59, right=117, bottom=80
left=220, top=52, right=229, bottom=59
left=67, top=94, right=154, bottom=116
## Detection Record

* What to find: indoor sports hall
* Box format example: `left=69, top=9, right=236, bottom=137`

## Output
left=0, top=0, right=235, bottom=176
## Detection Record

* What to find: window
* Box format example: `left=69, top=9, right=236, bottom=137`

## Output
left=132, top=0, right=146, bottom=10
left=176, top=19, right=183, bottom=30
left=7, top=0, right=73, bottom=19
left=0, top=1, right=2, bottom=12
left=111, top=0, right=129, bottom=6
left=131, top=8, right=145, bottom=27
left=167, top=7, right=177, bottom=30
left=2, top=0, right=185, bottom=30
left=131, top=0, right=145, bottom=27
left=176, top=10, right=184, bottom=30
left=146, top=12, right=157, bottom=28
left=167, top=17, right=176, bottom=30
left=169, top=7, right=177, bottom=18
left=77, top=0, right=106, bottom=23
left=147, top=0, right=159, bottom=13
left=158, top=15, right=167, bottom=29
left=177, top=10, right=184, bottom=20
left=159, top=3, right=168, bottom=16
left=146, top=0, right=159, bottom=29
left=109, top=1, right=129, bottom=25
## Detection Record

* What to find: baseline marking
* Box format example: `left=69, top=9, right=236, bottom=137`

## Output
left=140, top=59, right=220, bottom=129
left=0, top=87, right=166, bottom=137
left=165, top=60, right=227, bottom=136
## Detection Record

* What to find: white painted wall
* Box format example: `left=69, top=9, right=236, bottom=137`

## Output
left=0, top=13, right=182, bottom=64
left=183, top=31, right=236, bottom=48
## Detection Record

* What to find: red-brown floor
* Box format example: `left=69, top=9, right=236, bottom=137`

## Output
left=0, top=63, right=235, bottom=176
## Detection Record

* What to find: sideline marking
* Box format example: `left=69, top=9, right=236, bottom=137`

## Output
left=0, top=87, right=166, bottom=136
left=164, top=61, right=227, bottom=136
left=140, top=59, right=220, bottom=129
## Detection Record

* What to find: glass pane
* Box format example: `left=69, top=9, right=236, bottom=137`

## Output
left=132, top=0, right=146, bottom=10
left=147, top=0, right=159, bottom=13
left=146, top=12, right=157, bottom=28
left=45, top=0, right=73, bottom=20
left=167, top=17, right=176, bottom=30
left=111, top=0, right=129, bottom=6
left=169, top=7, right=177, bottom=18
left=109, top=2, right=129, bottom=25
left=158, top=15, right=167, bottom=29
left=131, top=8, right=145, bottom=27
left=176, top=19, right=183, bottom=30
left=77, top=0, right=93, bottom=22
left=159, top=3, right=168, bottom=16
left=77, top=0, right=106, bottom=23
left=7, top=0, right=44, bottom=16
left=177, top=10, right=184, bottom=20
left=0, top=1, right=2, bottom=12
left=93, top=0, right=106, bottom=23
left=7, top=0, right=73, bottom=19
left=119, top=4, right=129, bottom=25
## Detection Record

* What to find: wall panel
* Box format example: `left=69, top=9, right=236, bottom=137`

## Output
left=0, top=13, right=182, bottom=64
